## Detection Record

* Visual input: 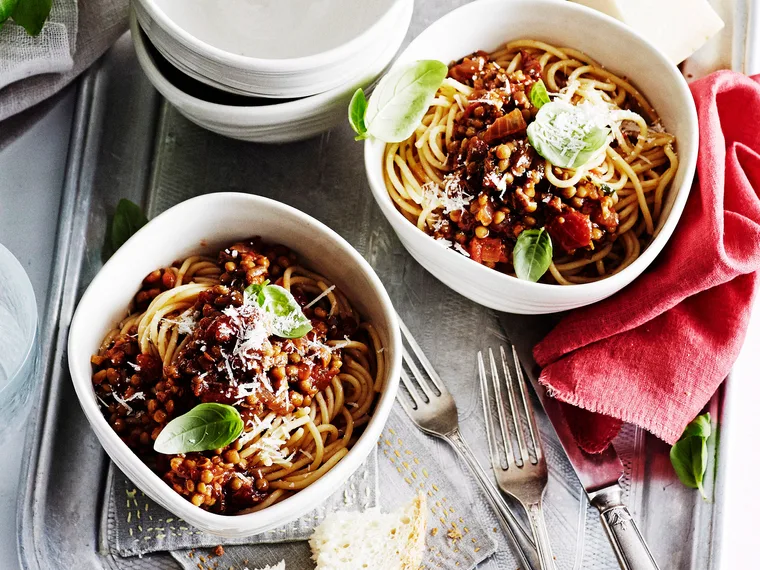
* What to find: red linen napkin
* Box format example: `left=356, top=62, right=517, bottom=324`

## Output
left=533, top=71, right=760, bottom=453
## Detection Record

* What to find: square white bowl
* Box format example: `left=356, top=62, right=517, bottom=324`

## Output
left=68, top=193, right=401, bottom=537
left=364, top=0, right=699, bottom=314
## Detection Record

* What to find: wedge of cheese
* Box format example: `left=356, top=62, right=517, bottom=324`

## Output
left=572, top=0, right=725, bottom=64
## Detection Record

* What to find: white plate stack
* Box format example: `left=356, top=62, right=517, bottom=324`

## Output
left=131, top=0, right=413, bottom=143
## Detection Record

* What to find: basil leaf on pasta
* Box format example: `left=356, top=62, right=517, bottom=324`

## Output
left=526, top=101, right=611, bottom=169
left=259, top=284, right=312, bottom=338
left=154, top=403, right=244, bottom=454
left=670, top=413, right=712, bottom=500
left=244, top=282, right=312, bottom=338
left=364, top=60, right=448, bottom=143
left=348, top=88, right=369, bottom=140
left=529, top=79, right=551, bottom=109
left=513, top=228, right=552, bottom=282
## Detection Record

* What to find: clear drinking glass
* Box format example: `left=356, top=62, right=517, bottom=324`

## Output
left=0, top=244, right=38, bottom=444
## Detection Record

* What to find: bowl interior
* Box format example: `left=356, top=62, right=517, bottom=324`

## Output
left=364, top=0, right=697, bottom=303
left=154, top=0, right=397, bottom=60
left=68, top=193, right=400, bottom=534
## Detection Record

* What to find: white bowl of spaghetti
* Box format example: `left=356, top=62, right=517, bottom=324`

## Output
left=68, top=193, right=400, bottom=537
left=363, top=0, right=698, bottom=314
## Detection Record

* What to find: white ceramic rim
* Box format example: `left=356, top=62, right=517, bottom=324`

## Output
left=130, top=8, right=409, bottom=122
left=135, top=0, right=407, bottom=74
left=363, top=0, right=699, bottom=302
left=68, top=193, right=401, bottom=534
left=0, top=244, right=38, bottom=398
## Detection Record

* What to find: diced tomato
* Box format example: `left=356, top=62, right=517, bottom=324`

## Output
left=469, top=237, right=504, bottom=264
left=546, top=210, right=593, bottom=252
left=469, top=239, right=483, bottom=263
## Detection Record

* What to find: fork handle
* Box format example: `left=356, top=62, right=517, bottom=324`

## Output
left=527, top=501, right=557, bottom=570
left=445, top=430, right=540, bottom=570
left=591, top=486, right=661, bottom=570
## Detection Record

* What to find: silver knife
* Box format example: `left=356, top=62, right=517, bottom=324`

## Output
left=529, top=377, right=661, bottom=570
left=498, top=314, right=660, bottom=570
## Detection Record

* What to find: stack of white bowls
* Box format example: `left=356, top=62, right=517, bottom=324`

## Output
left=131, top=0, right=413, bottom=143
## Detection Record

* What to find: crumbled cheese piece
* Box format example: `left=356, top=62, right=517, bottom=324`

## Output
left=453, top=242, right=471, bottom=258
left=304, top=285, right=335, bottom=309
left=161, top=310, right=197, bottom=335
left=421, top=174, right=472, bottom=215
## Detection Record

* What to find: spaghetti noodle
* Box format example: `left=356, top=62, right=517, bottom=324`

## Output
left=91, top=239, right=383, bottom=514
left=384, top=40, right=679, bottom=284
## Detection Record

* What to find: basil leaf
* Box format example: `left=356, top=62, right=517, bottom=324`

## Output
left=154, top=403, right=244, bottom=454
left=12, top=0, right=51, bottom=36
left=526, top=101, right=611, bottom=169
left=110, top=199, right=148, bottom=253
left=0, top=0, right=19, bottom=25
left=599, top=183, right=615, bottom=196
left=513, top=228, right=552, bottom=282
left=259, top=284, right=312, bottom=338
left=348, top=88, right=369, bottom=140
left=669, top=413, right=712, bottom=500
left=244, top=282, right=312, bottom=339
left=529, top=80, right=551, bottom=109
left=364, top=60, right=448, bottom=143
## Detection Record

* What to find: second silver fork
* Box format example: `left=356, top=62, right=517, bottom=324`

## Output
left=478, top=346, right=556, bottom=570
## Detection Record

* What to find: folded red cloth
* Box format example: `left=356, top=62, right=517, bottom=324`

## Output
left=533, top=71, right=760, bottom=453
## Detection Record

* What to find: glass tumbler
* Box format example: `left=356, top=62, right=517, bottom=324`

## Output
left=0, top=244, right=38, bottom=444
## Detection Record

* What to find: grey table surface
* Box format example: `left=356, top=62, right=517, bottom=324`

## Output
left=3, top=2, right=760, bottom=567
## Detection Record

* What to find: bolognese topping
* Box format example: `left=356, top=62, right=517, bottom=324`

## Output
left=91, top=239, right=383, bottom=514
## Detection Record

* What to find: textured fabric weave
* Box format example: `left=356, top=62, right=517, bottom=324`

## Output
left=534, top=71, right=760, bottom=452
left=0, top=0, right=128, bottom=123
left=0, top=0, right=77, bottom=91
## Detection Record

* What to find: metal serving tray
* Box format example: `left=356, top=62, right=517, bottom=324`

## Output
left=18, top=0, right=755, bottom=567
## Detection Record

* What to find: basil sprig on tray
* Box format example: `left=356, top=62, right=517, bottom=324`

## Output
left=0, top=0, right=52, bottom=36
left=109, top=199, right=149, bottom=254
left=154, top=403, right=244, bottom=454
left=670, top=413, right=713, bottom=499
left=349, top=60, right=448, bottom=143
left=513, top=228, right=553, bottom=282
left=244, top=281, right=312, bottom=338
left=526, top=101, right=611, bottom=169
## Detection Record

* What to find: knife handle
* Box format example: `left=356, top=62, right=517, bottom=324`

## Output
left=591, top=487, right=661, bottom=570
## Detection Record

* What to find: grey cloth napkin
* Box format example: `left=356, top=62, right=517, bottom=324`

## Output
left=0, top=0, right=77, bottom=91
left=106, top=450, right=379, bottom=557
left=0, top=0, right=127, bottom=139
left=162, top=407, right=498, bottom=570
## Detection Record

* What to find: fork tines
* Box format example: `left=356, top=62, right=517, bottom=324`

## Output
left=478, top=346, right=543, bottom=471
left=398, top=317, right=446, bottom=410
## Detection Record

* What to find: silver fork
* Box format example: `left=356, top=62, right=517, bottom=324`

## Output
left=478, top=346, right=556, bottom=570
left=396, top=318, right=540, bottom=570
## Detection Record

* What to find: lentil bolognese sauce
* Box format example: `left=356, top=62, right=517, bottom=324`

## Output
left=91, top=238, right=384, bottom=514
left=384, top=40, right=679, bottom=284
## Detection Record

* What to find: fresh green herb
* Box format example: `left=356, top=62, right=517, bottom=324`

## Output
left=153, top=403, right=244, bottom=454
left=349, top=60, right=448, bottom=143
left=348, top=88, right=369, bottom=141
left=109, top=199, right=148, bottom=254
left=244, top=281, right=312, bottom=339
left=513, top=228, right=553, bottom=282
left=0, top=0, right=19, bottom=26
left=529, top=80, right=551, bottom=110
left=599, top=183, right=615, bottom=196
left=526, top=101, right=611, bottom=169
left=4, top=0, right=52, bottom=36
left=669, top=413, right=712, bottom=500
